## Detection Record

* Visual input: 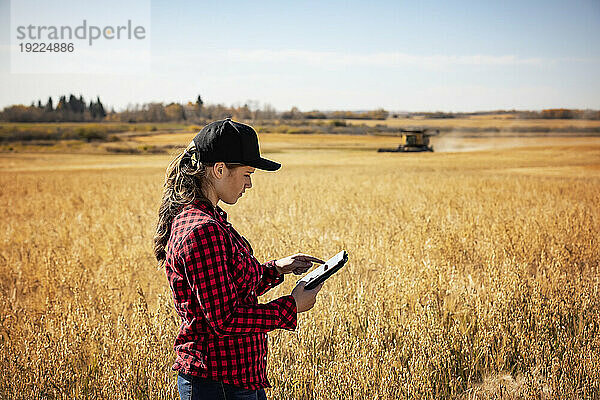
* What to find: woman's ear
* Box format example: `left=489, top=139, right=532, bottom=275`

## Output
left=213, top=162, right=225, bottom=179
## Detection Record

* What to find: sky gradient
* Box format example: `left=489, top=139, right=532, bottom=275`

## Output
left=1, top=0, right=599, bottom=112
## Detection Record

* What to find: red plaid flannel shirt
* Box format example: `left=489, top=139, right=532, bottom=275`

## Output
left=165, top=199, right=297, bottom=389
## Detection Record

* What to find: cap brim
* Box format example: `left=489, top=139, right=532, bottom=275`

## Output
left=246, top=157, right=281, bottom=171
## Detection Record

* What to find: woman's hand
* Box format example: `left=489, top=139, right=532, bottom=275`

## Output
left=274, top=253, right=325, bottom=275
left=291, top=281, right=324, bottom=313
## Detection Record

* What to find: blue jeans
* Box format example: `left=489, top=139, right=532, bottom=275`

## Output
left=177, top=372, right=268, bottom=400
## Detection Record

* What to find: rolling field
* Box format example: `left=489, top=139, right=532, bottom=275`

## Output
left=136, top=131, right=600, bottom=155
left=344, top=116, right=600, bottom=130
left=1, top=136, right=599, bottom=399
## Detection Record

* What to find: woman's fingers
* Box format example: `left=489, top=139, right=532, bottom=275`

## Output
left=309, top=282, right=325, bottom=294
left=291, top=253, right=325, bottom=264
left=284, top=253, right=325, bottom=276
left=292, top=265, right=311, bottom=274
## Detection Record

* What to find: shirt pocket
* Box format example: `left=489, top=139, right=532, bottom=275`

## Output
left=230, top=245, right=260, bottom=297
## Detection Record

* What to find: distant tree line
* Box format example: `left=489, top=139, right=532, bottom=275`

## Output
left=3, top=94, right=598, bottom=123
left=402, top=109, right=600, bottom=120
left=521, top=109, right=600, bottom=120
left=0, top=94, right=392, bottom=123
left=1, top=95, right=107, bottom=122
left=108, top=97, right=280, bottom=123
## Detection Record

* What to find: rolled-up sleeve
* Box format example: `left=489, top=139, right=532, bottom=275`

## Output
left=180, top=222, right=297, bottom=336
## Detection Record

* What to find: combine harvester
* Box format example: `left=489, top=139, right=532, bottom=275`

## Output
left=377, top=129, right=439, bottom=153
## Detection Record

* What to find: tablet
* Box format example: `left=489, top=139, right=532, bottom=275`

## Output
left=298, top=250, right=348, bottom=290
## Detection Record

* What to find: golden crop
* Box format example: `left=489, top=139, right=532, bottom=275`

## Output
left=1, top=138, right=599, bottom=399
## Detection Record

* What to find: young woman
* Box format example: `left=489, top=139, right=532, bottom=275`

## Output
left=154, top=118, right=325, bottom=400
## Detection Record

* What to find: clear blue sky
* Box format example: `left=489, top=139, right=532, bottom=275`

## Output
left=1, top=0, right=598, bottom=112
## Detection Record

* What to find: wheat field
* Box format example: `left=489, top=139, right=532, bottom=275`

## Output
left=345, top=117, right=600, bottom=130
left=1, top=136, right=599, bottom=399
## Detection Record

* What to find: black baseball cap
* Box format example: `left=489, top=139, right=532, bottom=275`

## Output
left=192, top=118, right=280, bottom=171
